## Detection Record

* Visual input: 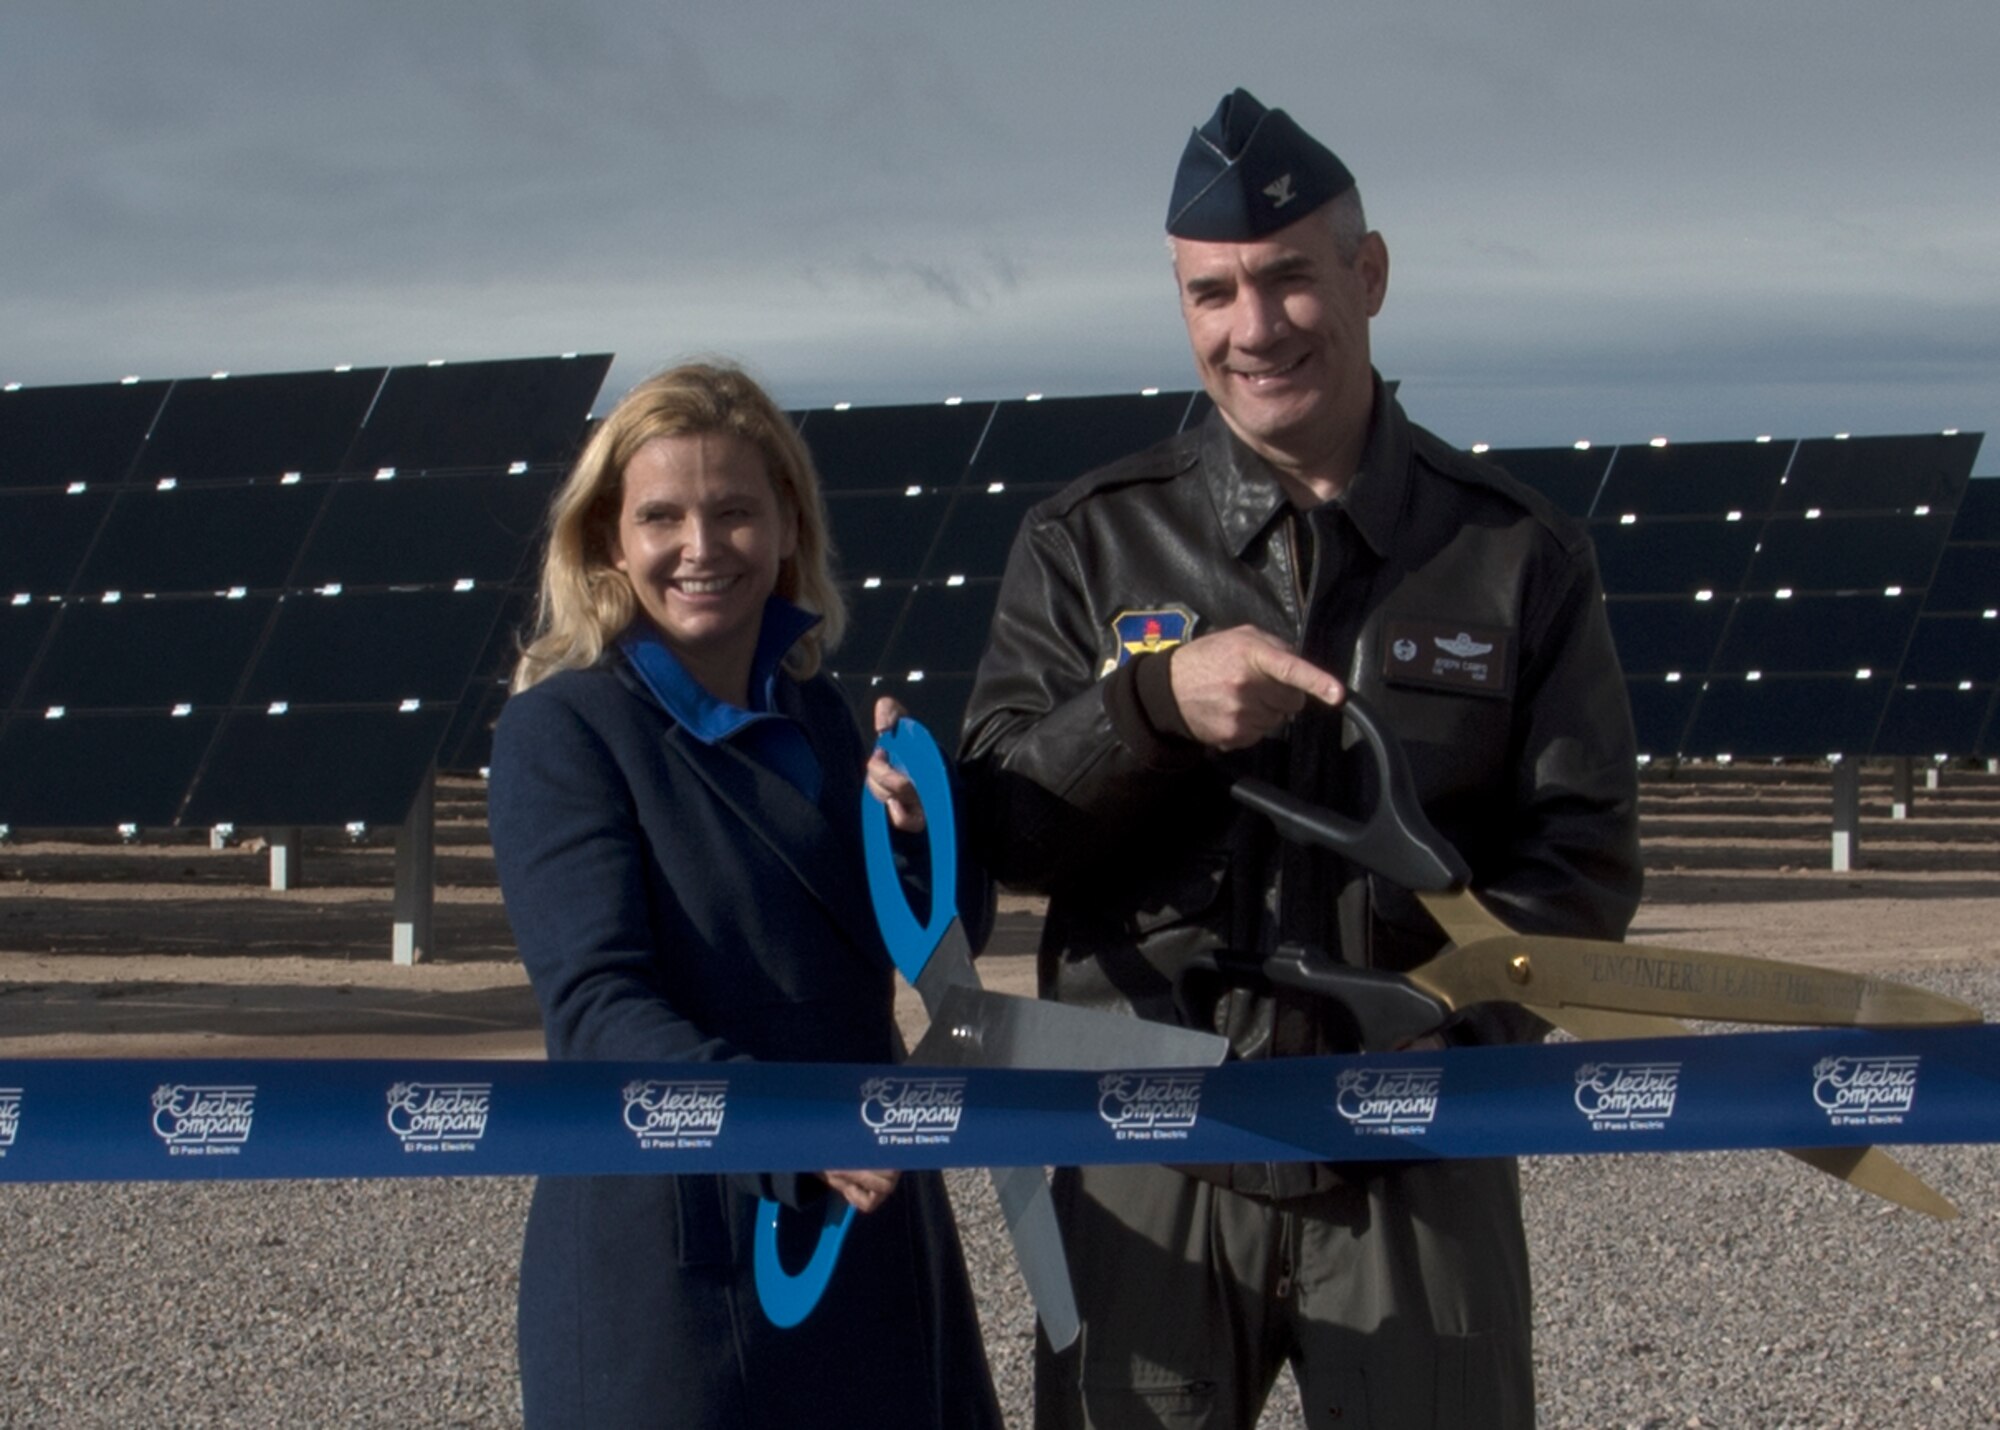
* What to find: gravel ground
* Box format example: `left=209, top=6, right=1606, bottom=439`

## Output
left=3, top=969, right=1996, bottom=1428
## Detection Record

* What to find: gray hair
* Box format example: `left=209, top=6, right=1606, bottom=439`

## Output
left=1164, top=186, right=1370, bottom=263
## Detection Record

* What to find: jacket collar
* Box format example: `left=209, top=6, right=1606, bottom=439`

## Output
left=1198, top=370, right=1410, bottom=558
left=616, top=599, right=820, bottom=744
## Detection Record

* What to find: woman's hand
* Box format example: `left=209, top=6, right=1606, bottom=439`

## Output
left=865, top=696, right=926, bottom=832
left=823, top=1168, right=901, bottom=1213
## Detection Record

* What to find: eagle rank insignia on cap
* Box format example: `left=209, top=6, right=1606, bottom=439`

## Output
left=1166, top=87, right=1355, bottom=241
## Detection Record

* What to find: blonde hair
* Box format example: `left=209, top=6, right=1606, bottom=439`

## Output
left=511, top=360, right=845, bottom=692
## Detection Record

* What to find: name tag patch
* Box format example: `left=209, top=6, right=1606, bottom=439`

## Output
left=1383, top=619, right=1512, bottom=698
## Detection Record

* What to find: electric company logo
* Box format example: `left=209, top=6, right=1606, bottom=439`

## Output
left=860, top=1076, right=966, bottom=1146
left=1334, top=1067, right=1442, bottom=1137
left=386, top=1081, right=492, bottom=1154
left=1813, top=1055, right=1921, bottom=1127
left=152, top=1083, right=256, bottom=1156
left=0, top=1087, right=20, bottom=1156
left=623, top=1079, right=728, bottom=1150
left=1098, top=1072, right=1204, bottom=1141
left=1574, top=1061, right=1681, bottom=1132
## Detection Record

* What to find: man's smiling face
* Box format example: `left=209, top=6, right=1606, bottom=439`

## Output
left=1172, top=208, right=1388, bottom=478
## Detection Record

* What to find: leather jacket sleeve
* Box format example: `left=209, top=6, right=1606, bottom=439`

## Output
left=960, top=491, right=1212, bottom=894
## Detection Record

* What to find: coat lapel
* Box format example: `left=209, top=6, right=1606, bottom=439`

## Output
left=624, top=666, right=889, bottom=974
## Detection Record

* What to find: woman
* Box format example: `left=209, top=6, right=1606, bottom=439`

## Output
left=488, top=361, right=1001, bottom=1429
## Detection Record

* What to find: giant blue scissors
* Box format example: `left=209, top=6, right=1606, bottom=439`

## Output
left=754, top=716, right=1229, bottom=1344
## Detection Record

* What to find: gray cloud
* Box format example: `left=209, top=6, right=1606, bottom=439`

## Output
left=0, top=1, right=1994, bottom=471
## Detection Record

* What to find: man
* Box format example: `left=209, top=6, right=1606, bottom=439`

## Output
left=959, top=89, right=1641, bottom=1430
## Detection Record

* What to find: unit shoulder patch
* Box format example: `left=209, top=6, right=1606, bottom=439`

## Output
left=1100, top=606, right=1199, bottom=677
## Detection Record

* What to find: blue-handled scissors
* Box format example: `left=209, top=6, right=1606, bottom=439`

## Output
left=754, top=717, right=1229, bottom=1343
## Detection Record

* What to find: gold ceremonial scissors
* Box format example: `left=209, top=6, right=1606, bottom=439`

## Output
left=1220, top=692, right=1981, bottom=1217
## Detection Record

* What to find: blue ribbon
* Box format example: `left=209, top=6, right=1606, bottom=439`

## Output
left=3, top=1026, right=1995, bottom=1185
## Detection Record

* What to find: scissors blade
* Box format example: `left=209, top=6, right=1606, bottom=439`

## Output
left=909, top=982, right=1234, bottom=1070
left=1414, top=935, right=1981, bottom=1029
left=990, top=1165, right=1080, bottom=1349
left=909, top=918, right=983, bottom=1020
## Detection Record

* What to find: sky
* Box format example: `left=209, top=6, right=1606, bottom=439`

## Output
left=3, top=2, right=1995, bottom=470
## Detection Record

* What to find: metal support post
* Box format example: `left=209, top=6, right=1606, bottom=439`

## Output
left=268, top=829, right=302, bottom=890
left=1830, top=760, right=1861, bottom=873
left=392, top=768, right=436, bottom=966
left=1890, top=757, right=1913, bottom=821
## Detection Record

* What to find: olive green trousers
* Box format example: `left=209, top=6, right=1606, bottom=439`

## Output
left=1033, top=1158, right=1534, bottom=1430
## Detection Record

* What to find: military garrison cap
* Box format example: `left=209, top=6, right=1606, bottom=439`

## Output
left=1166, top=88, right=1354, bottom=240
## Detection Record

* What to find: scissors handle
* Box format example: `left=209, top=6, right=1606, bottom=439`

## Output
left=753, top=1195, right=856, bottom=1328
left=860, top=717, right=959, bottom=986
left=1231, top=691, right=1470, bottom=893
left=755, top=716, right=958, bottom=1332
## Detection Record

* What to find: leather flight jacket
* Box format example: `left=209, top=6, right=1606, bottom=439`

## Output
left=960, top=378, right=1642, bottom=1199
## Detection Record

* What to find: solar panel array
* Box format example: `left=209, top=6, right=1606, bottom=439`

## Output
left=0, top=355, right=610, bottom=830
left=1497, top=433, right=1992, bottom=759
left=810, top=408, right=1993, bottom=761
left=2, top=364, right=1991, bottom=836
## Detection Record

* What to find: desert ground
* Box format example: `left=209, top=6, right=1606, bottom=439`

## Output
left=2, top=765, right=1996, bottom=1058
left=1, top=762, right=1996, bottom=1427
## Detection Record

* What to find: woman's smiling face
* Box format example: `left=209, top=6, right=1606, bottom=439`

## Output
left=609, top=430, right=797, bottom=701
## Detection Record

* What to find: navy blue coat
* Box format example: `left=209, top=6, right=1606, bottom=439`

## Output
left=488, top=655, right=1001, bottom=1430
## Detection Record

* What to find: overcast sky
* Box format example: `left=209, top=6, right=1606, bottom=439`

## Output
left=3, top=2, right=1994, bottom=469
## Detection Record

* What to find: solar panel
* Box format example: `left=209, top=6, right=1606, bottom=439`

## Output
left=0, top=710, right=221, bottom=827
left=1713, top=593, right=1918, bottom=675
left=0, top=602, right=56, bottom=708
left=76, top=481, right=330, bottom=596
left=824, top=491, right=955, bottom=583
left=0, top=379, right=168, bottom=489
left=923, top=484, right=1047, bottom=580
left=1948, top=477, right=2000, bottom=542
left=132, top=368, right=386, bottom=484
left=0, top=355, right=601, bottom=837
left=346, top=355, right=610, bottom=472
left=1604, top=597, right=1731, bottom=677
left=0, top=489, right=116, bottom=599
left=1899, top=613, right=2000, bottom=684
left=1595, top=440, right=1789, bottom=519
left=797, top=400, right=995, bottom=493
left=880, top=581, right=1001, bottom=677
left=181, top=706, right=456, bottom=827
left=1922, top=545, right=2000, bottom=615
left=238, top=588, right=509, bottom=706
left=1591, top=517, right=1759, bottom=598
left=1874, top=686, right=1994, bottom=757
left=1683, top=675, right=1893, bottom=758
left=968, top=392, right=1195, bottom=490
left=19, top=596, right=274, bottom=710
left=1775, top=433, right=1979, bottom=514
left=291, top=469, right=558, bottom=589
left=1486, top=445, right=1611, bottom=518
left=828, top=582, right=912, bottom=676
left=1624, top=676, right=1701, bottom=758
left=1743, top=510, right=1952, bottom=594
